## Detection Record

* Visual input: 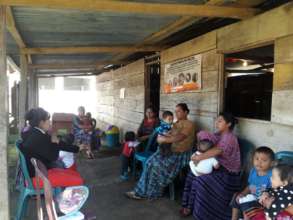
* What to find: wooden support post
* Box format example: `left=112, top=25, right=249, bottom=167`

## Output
left=0, top=6, right=10, bottom=220
left=35, top=74, right=39, bottom=107
left=19, top=54, right=28, bottom=130
left=28, top=68, right=37, bottom=109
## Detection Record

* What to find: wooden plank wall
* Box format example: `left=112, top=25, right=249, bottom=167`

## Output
left=95, top=2, right=293, bottom=151
left=160, top=31, right=221, bottom=131
left=96, top=59, right=145, bottom=136
left=217, top=2, right=293, bottom=151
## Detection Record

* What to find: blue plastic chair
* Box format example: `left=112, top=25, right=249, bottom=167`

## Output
left=15, top=141, right=61, bottom=220
left=132, top=131, right=158, bottom=178
left=238, top=138, right=256, bottom=188
left=275, top=151, right=293, bottom=165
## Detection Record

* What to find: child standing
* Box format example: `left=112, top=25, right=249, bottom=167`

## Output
left=257, top=164, right=293, bottom=220
left=120, top=131, right=140, bottom=181
left=231, top=146, right=275, bottom=220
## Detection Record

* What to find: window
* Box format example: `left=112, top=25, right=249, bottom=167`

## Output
left=224, top=45, right=274, bottom=121
left=64, top=77, right=90, bottom=91
left=38, top=78, right=55, bottom=90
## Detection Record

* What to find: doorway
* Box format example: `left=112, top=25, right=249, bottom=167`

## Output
left=145, top=55, right=160, bottom=115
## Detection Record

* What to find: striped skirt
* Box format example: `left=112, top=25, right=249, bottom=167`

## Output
left=182, top=168, right=241, bottom=220
left=134, top=149, right=191, bottom=199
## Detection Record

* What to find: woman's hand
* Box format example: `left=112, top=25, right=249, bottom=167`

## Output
left=157, top=135, right=167, bottom=144
left=51, top=135, right=59, bottom=144
left=191, top=153, right=203, bottom=163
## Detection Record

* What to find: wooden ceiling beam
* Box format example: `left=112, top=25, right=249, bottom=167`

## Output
left=22, top=46, right=164, bottom=55
left=29, top=60, right=128, bottom=70
left=112, top=0, right=266, bottom=62
left=112, top=0, right=230, bottom=61
left=0, top=0, right=259, bottom=19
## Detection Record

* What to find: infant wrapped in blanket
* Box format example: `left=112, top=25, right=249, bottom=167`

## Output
left=189, top=131, right=220, bottom=176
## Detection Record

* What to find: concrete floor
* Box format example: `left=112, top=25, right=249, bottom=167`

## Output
left=9, top=147, right=191, bottom=220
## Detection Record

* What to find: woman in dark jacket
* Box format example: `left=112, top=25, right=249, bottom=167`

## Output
left=21, top=108, right=83, bottom=186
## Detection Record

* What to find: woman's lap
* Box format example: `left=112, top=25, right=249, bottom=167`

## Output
left=134, top=150, right=191, bottom=198
left=183, top=169, right=241, bottom=220
left=32, top=168, right=84, bottom=188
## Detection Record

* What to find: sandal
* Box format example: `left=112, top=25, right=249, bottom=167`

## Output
left=179, top=207, right=191, bottom=217
left=125, top=191, right=143, bottom=200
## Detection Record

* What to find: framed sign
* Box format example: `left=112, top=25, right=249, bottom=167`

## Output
left=163, top=54, right=202, bottom=93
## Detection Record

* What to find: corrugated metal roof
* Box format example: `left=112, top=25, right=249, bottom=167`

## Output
left=33, top=54, right=114, bottom=65
left=12, top=7, right=180, bottom=47
left=6, top=0, right=284, bottom=75
left=7, top=0, right=207, bottom=72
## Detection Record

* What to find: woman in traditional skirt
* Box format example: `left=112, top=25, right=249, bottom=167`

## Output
left=126, top=103, right=196, bottom=199
left=181, top=112, right=241, bottom=220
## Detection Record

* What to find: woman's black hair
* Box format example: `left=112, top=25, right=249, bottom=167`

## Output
left=273, top=164, right=293, bottom=184
left=219, top=112, right=238, bottom=130
left=124, top=131, right=136, bottom=142
left=176, top=103, right=190, bottom=114
left=25, top=108, right=50, bottom=127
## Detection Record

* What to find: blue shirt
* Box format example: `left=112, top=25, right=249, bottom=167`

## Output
left=248, top=168, right=272, bottom=198
left=155, top=120, right=172, bottom=135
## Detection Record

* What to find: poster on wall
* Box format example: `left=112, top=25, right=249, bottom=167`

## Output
left=163, top=54, right=202, bottom=93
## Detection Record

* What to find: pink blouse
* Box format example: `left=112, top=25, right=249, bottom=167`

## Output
left=216, top=132, right=241, bottom=173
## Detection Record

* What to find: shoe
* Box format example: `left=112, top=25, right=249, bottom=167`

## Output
left=179, top=208, right=192, bottom=217
left=120, top=174, right=129, bottom=181
left=125, top=191, right=143, bottom=200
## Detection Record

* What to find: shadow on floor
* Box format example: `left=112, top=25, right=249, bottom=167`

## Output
left=9, top=146, right=190, bottom=220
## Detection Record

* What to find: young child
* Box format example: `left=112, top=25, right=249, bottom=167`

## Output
left=189, top=131, right=220, bottom=176
left=76, top=116, right=95, bottom=159
left=120, top=131, right=140, bottom=181
left=155, top=111, right=173, bottom=156
left=231, top=146, right=275, bottom=220
left=257, top=164, right=293, bottom=220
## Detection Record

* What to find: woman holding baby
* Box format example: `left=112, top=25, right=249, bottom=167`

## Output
left=180, top=112, right=241, bottom=220
left=126, top=103, right=196, bottom=200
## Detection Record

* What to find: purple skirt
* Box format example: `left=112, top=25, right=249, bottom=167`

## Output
left=182, top=168, right=241, bottom=220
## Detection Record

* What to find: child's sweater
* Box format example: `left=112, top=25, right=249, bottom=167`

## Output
left=122, top=141, right=140, bottom=157
left=155, top=120, right=172, bottom=136
left=265, top=184, right=293, bottom=219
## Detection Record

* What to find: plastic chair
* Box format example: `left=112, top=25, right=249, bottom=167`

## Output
left=238, top=138, right=255, bottom=170
left=275, top=151, right=293, bottom=165
left=238, top=138, right=255, bottom=189
left=31, top=158, right=88, bottom=220
left=132, top=131, right=158, bottom=178
left=15, top=141, right=61, bottom=220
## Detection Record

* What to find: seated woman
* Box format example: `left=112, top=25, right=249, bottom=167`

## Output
left=73, top=106, right=94, bottom=159
left=181, top=112, right=241, bottom=220
left=21, top=107, right=84, bottom=187
left=126, top=103, right=196, bottom=199
left=137, top=107, right=159, bottom=150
